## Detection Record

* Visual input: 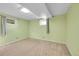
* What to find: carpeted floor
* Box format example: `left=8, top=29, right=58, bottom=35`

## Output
left=0, top=38, right=70, bottom=56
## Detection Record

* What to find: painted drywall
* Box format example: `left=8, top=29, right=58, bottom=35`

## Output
left=5, top=18, right=29, bottom=44
left=66, top=4, right=79, bottom=55
left=0, top=16, right=1, bottom=37
left=0, top=16, right=1, bottom=36
left=0, top=15, right=29, bottom=45
left=29, top=15, right=66, bottom=43
left=0, top=16, right=4, bottom=45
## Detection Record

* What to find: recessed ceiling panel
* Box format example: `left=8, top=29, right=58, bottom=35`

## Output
left=20, top=3, right=52, bottom=18
left=0, top=3, right=37, bottom=20
left=45, top=3, right=70, bottom=16
left=0, top=3, right=70, bottom=20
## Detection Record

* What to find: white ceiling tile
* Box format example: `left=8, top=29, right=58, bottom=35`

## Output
left=0, top=3, right=70, bottom=20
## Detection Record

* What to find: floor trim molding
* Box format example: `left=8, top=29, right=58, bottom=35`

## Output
left=0, top=37, right=29, bottom=47
left=28, top=37, right=65, bottom=45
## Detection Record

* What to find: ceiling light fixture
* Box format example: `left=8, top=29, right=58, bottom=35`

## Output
left=21, top=7, right=30, bottom=13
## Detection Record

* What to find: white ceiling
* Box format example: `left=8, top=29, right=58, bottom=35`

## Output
left=0, top=3, right=37, bottom=20
left=45, top=3, right=70, bottom=16
left=20, top=3, right=51, bottom=18
left=0, top=3, right=70, bottom=20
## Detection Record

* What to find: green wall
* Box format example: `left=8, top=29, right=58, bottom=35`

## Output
left=29, top=15, right=66, bottom=43
left=66, top=4, right=79, bottom=55
left=5, top=18, right=29, bottom=44
left=0, top=15, right=29, bottom=45
left=0, top=16, right=4, bottom=45
left=0, top=16, right=1, bottom=35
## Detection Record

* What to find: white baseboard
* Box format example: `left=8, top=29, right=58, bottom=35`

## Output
left=28, top=37, right=65, bottom=45
left=0, top=37, right=65, bottom=47
left=0, top=37, right=28, bottom=47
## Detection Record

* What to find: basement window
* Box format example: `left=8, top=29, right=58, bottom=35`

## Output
left=39, top=18, right=47, bottom=26
left=7, top=19, right=15, bottom=24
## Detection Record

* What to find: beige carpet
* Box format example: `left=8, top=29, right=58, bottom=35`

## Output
left=0, top=38, right=70, bottom=56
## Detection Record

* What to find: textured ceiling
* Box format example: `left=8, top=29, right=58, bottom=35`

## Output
left=0, top=3, right=70, bottom=20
